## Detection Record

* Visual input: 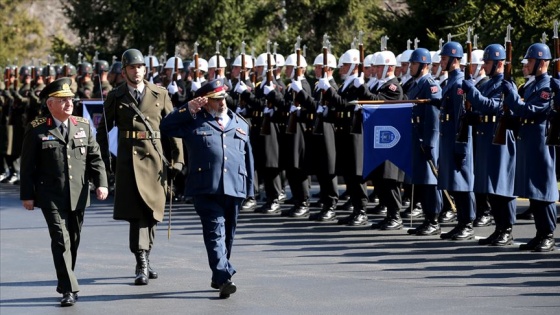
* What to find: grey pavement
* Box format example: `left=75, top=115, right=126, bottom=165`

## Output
left=1, top=182, right=559, bottom=315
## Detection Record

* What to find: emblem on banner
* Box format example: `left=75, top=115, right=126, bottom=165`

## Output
left=374, top=126, right=401, bottom=149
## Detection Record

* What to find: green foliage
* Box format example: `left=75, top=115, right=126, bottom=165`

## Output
left=0, top=0, right=47, bottom=66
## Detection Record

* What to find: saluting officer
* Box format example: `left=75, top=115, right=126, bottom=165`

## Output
left=96, top=49, right=184, bottom=285
left=20, top=78, right=108, bottom=306
left=462, top=44, right=517, bottom=246
left=437, top=41, right=476, bottom=241
left=502, top=43, right=557, bottom=252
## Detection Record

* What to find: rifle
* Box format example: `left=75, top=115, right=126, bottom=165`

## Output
left=493, top=24, right=515, bottom=145
left=62, top=54, right=70, bottom=78
left=286, top=36, right=302, bottom=134
left=226, top=46, right=232, bottom=80
left=238, top=41, right=247, bottom=109
left=215, top=40, right=221, bottom=79
left=193, top=41, right=200, bottom=83
left=313, top=33, right=330, bottom=135
left=260, top=40, right=274, bottom=135
left=546, top=20, right=560, bottom=146
left=4, top=64, right=11, bottom=89
left=148, top=45, right=154, bottom=80
left=173, top=45, right=179, bottom=82
left=348, top=99, right=430, bottom=106
left=456, top=27, right=473, bottom=143
left=14, top=64, right=18, bottom=91
left=31, top=59, right=36, bottom=82
left=250, top=46, right=257, bottom=86
left=350, top=31, right=365, bottom=134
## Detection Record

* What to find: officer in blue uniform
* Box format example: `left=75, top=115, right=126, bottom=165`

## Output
left=437, top=41, right=476, bottom=241
left=463, top=44, right=517, bottom=246
left=160, top=78, right=254, bottom=298
left=404, top=48, right=444, bottom=236
left=502, top=43, right=557, bottom=252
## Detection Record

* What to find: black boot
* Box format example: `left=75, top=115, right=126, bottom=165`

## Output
left=376, top=209, right=403, bottom=230
left=145, top=250, right=158, bottom=279
left=134, top=250, right=149, bottom=285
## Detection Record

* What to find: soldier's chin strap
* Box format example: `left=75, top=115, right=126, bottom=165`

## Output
left=444, top=57, right=457, bottom=72
left=530, top=59, right=541, bottom=76
left=487, top=60, right=499, bottom=77
left=412, top=64, right=426, bottom=79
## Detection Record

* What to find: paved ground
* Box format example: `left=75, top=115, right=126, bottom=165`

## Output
left=1, top=182, right=559, bottom=315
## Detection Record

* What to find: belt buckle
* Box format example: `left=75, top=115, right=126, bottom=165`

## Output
left=137, top=131, right=147, bottom=139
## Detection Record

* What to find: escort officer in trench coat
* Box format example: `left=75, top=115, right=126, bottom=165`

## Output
left=462, top=44, right=517, bottom=246
left=502, top=43, right=557, bottom=252
left=20, top=78, right=108, bottom=307
left=96, top=49, right=184, bottom=285
left=160, top=79, right=254, bottom=299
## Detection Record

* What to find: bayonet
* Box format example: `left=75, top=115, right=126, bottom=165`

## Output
left=414, top=37, right=420, bottom=49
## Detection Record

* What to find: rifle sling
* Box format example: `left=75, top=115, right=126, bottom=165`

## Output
left=128, top=102, right=170, bottom=167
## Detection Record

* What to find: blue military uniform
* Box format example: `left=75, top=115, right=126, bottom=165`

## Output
left=160, top=79, right=254, bottom=297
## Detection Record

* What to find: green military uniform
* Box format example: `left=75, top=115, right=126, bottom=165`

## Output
left=20, top=105, right=108, bottom=294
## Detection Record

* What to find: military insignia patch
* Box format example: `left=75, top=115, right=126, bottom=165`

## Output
left=389, top=84, right=397, bottom=91
left=540, top=91, right=550, bottom=100
left=430, top=86, right=438, bottom=94
left=457, top=88, right=464, bottom=95
left=236, top=128, right=247, bottom=135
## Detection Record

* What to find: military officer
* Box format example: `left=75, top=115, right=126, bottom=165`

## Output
left=462, top=44, right=517, bottom=246
left=160, top=79, right=254, bottom=299
left=96, top=49, right=184, bottom=285
left=502, top=43, right=557, bottom=252
left=437, top=41, right=476, bottom=241
left=20, top=77, right=108, bottom=306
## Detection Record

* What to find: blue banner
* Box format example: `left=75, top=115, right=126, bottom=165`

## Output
left=362, top=103, right=414, bottom=179
left=82, top=100, right=118, bottom=156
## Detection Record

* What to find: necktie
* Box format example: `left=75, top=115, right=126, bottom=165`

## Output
left=60, top=123, right=67, bottom=140
left=215, top=117, right=224, bottom=130
left=135, top=89, right=142, bottom=103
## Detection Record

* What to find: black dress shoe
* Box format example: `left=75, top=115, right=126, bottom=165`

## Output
left=491, top=228, right=513, bottom=246
left=60, top=292, right=77, bottom=307
left=310, top=201, right=324, bottom=208
left=337, top=199, right=354, bottom=211
left=519, top=235, right=542, bottom=251
left=410, top=221, right=440, bottom=236
left=438, top=210, right=457, bottom=223
left=368, top=192, right=379, bottom=203
left=533, top=234, right=555, bottom=252
left=278, top=192, right=287, bottom=203
left=211, top=281, right=219, bottom=289
left=339, top=190, right=350, bottom=200
left=348, top=213, right=369, bottom=226
left=241, top=198, right=257, bottom=211
left=473, top=214, right=493, bottom=227
left=310, top=209, right=337, bottom=222
left=289, top=204, right=310, bottom=217
left=478, top=229, right=502, bottom=245
left=258, top=201, right=281, bottom=214
left=402, top=204, right=423, bottom=218
left=516, top=210, right=534, bottom=220
left=451, top=223, right=474, bottom=240
left=219, top=280, right=237, bottom=299
left=379, top=217, right=403, bottom=230
left=441, top=224, right=464, bottom=239
left=367, top=204, right=387, bottom=215
left=337, top=213, right=356, bottom=225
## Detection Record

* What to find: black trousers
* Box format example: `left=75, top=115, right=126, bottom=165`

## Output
left=42, top=208, right=84, bottom=293
left=317, top=173, right=338, bottom=208
left=129, top=208, right=157, bottom=252
left=286, top=168, right=309, bottom=204
left=263, top=167, right=282, bottom=202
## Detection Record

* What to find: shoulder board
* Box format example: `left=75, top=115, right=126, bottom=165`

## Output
left=256, top=81, right=262, bottom=88
left=427, top=78, right=438, bottom=85
left=235, top=113, right=250, bottom=126
left=30, top=117, right=47, bottom=128
left=75, top=116, right=90, bottom=124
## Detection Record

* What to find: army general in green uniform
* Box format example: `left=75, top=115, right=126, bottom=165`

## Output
left=20, top=77, right=108, bottom=307
left=96, top=49, right=184, bottom=286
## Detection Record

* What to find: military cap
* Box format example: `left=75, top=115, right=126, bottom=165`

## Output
left=39, top=77, right=75, bottom=99
left=194, top=78, right=227, bottom=99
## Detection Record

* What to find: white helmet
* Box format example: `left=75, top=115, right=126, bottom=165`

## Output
left=232, top=54, right=253, bottom=68
left=460, top=53, right=467, bottom=66
left=339, top=49, right=360, bottom=64
left=373, top=51, right=397, bottom=66
left=312, top=53, right=337, bottom=68
left=521, top=58, right=528, bottom=64
left=188, top=58, right=208, bottom=72
left=274, top=54, right=285, bottom=67
left=471, top=49, right=484, bottom=65
left=364, top=53, right=377, bottom=67
left=396, top=54, right=402, bottom=67
left=165, top=57, right=183, bottom=69
left=431, top=50, right=441, bottom=64
left=284, top=53, right=307, bottom=67
left=208, top=55, right=227, bottom=69
left=255, top=53, right=276, bottom=68
left=144, top=56, right=159, bottom=67
left=400, top=49, right=413, bottom=64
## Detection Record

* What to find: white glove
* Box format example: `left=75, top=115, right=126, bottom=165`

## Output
left=176, top=74, right=182, bottom=80
left=263, top=107, right=274, bottom=116
left=322, top=105, right=329, bottom=116
left=191, top=80, right=201, bottom=92
left=235, top=81, right=248, bottom=94
left=167, top=81, right=178, bottom=94
left=316, top=104, right=324, bottom=114
left=235, top=107, right=247, bottom=115
left=263, top=84, right=274, bottom=95
left=289, top=104, right=299, bottom=113
left=317, top=77, right=331, bottom=91
left=290, top=80, right=302, bottom=93
left=353, top=73, right=365, bottom=88
left=354, top=104, right=363, bottom=111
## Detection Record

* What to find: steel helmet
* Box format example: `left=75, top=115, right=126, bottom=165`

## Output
left=483, top=44, right=506, bottom=61
left=144, top=56, right=159, bottom=67
left=524, top=43, right=552, bottom=60
left=165, top=57, right=184, bottom=70
left=364, top=53, right=377, bottom=67
left=94, top=60, right=110, bottom=73
left=409, top=48, right=432, bottom=64
left=460, top=53, right=467, bottom=66
left=232, top=54, right=253, bottom=68
left=373, top=51, right=397, bottom=66
left=109, top=61, right=122, bottom=74
left=66, top=63, right=77, bottom=76
left=208, top=55, right=227, bottom=69
left=78, top=62, right=93, bottom=75
left=395, top=54, right=402, bottom=67
left=255, top=53, right=276, bottom=67
left=42, top=65, right=57, bottom=77
left=400, top=49, right=413, bottom=64
left=121, top=49, right=145, bottom=68
left=284, top=53, right=307, bottom=67
left=312, top=53, right=337, bottom=68
left=471, top=49, right=485, bottom=65
left=521, top=58, right=528, bottom=64
left=431, top=50, right=441, bottom=64
left=440, top=41, right=463, bottom=58
left=19, top=66, right=32, bottom=77
left=274, top=54, right=285, bottom=67
left=339, top=49, right=360, bottom=64
left=188, top=58, right=208, bottom=72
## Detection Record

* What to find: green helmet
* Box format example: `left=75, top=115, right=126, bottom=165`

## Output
left=122, top=49, right=145, bottom=68
left=94, top=60, right=110, bottom=74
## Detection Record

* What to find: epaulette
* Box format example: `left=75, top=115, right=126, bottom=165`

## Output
left=235, top=113, right=250, bottom=126
left=75, top=116, right=90, bottom=124
left=30, top=117, right=47, bottom=128
left=427, top=78, right=437, bottom=85
left=255, top=81, right=262, bottom=88
left=157, top=85, right=167, bottom=90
